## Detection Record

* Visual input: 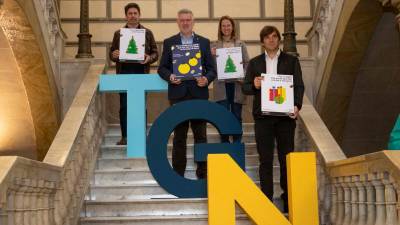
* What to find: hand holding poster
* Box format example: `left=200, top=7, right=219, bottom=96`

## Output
left=172, top=44, right=202, bottom=80
left=216, top=47, right=244, bottom=80
left=119, top=28, right=146, bottom=61
left=261, top=74, right=294, bottom=115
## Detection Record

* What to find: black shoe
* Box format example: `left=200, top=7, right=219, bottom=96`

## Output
left=196, top=168, right=207, bottom=179
left=116, top=137, right=127, bottom=145
left=281, top=193, right=289, bottom=213
left=283, top=203, right=289, bottom=214
left=196, top=162, right=207, bottom=179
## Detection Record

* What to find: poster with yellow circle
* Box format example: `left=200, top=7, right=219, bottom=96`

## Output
left=172, top=44, right=202, bottom=80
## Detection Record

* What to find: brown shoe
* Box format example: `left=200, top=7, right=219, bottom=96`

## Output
left=116, top=137, right=127, bottom=145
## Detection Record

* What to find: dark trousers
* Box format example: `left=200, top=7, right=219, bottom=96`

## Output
left=118, top=65, right=146, bottom=138
left=119, top=93, right=128, bottom=137
left=216, top=100, right=242, bottom=142
left=254, top=116, right=296, bottom=210
left=170, top=95, right=208, bottom=178
left=216, top=82, right=243, bottom=143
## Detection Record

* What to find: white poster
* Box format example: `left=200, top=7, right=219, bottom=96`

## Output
left=261, top=74, right=294, bottom=115
left=216, top=47, right=244, bottom=80
left=119, top=28, right=146, bottom=61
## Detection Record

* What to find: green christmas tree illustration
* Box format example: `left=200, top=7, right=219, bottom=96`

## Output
left=126, top=36, right=138, bottom=54
left=224, top=55, right=237, bottom=73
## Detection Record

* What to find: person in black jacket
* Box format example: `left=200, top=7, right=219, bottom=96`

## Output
left=110, top=3, right=158, bottom=145
left=157, top=9, right=217, bottom=179
left=242, top=26, right=304, bottom=213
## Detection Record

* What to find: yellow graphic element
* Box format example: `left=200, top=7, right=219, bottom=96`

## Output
left=287, top=153, right=319, bottom=225
left=196, top=52, right=201, bottom=59
left=189, top=58, right=198, bottom=66
left=208, top=153, right=319, bottom=225
left=282, top=87, right=286, bottom=100
left=178, top=64, right=190, bottom=75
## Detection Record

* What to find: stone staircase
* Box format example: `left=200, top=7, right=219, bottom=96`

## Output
left=80, top=123, right=283, bottom=225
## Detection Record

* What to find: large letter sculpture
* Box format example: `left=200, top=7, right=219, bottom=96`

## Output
left=208, top=153, right=319, bottom=225
left=99, top=74, right=167, bottom=157
left=146, top=100, right=245, bottom=198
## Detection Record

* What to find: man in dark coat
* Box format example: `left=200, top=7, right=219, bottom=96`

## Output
left=157, top=8, right=216, bottom=179
left=110, top=3, right=158, bottom=145
left=242, top=25, right=304, bottom=213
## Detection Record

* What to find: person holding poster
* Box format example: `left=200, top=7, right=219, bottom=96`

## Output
left=110, top=3, right=158, bottom=145
left=158, top=9, right=216, bottom=179
left=211, top=16, right=250, bottom=143
left=242, top=26, right=304, bottom=213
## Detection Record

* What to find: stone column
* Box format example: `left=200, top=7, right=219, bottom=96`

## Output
left=342, top=177, right=352, bottom=225
left=283, top=0, right=299, bottom=56
left=357, top=176, right=368, bottom=225
left=76, top=0, right=94, bottom=58
left=336, top=177, right=345, bottom=225
left=366, top=180, right=376, bottom=225
left=373, top=178, right=386, bottom=225
left=330, top=181, right=338, bottom=224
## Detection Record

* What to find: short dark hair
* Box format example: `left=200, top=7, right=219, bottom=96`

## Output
left=218, top=16, right=237, bottom=41
left=124, top=3, right=141, bottom=15
left=259, top=26, right=281, bottom=42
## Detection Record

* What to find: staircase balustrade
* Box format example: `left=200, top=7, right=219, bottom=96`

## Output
left=327, top=152, right=400, bottom=225
left=0, top=64, right=106, bottom=225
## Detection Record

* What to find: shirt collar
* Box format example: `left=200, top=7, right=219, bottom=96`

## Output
left=124, top=23, right=142, bottom=29
left=265, top=49, right=281, bottom=60
left=180, top=32, right=195, bottom=39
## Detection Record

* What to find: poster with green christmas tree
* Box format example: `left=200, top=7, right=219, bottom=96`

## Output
left=216, top=47, right=244, bottom=80
left=119, top=28, right=145, bottom=61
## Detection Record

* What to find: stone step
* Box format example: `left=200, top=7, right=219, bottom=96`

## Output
left=87, top=181, right=282, bottom=201
left=82, top=198, right=283, bottom=218
left=93, top=166, right=279, bottom=185
left=83, top=198, right=210, bottom=217
left=80, top=214, right=254, bottom=225
left=96, top=154, right=263, bottom=170
left=104, top=131, right=256, bottom=145
left=106, top=123, right=254, bottom=135
left=99, top=143, right=262, bottom=159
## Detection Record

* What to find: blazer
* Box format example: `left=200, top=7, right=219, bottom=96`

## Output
left=242, top=51, right=305, bottom=118
left=158, top=33, right=217, bottom=100
left=211, top=39, right=250, bottom=104
left=110, top=23, right=158, bottom=74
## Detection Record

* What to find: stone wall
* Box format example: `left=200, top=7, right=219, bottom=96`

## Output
left=60, top=0, right=315, bottom=64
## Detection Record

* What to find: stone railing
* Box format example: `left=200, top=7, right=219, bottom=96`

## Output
left=306, top=0, right=345, bottom=102
left=327, top=151, right=400, bottom=225
left=300, top=96, right=400, bottom=225
left=0, top=63, right=106, bottom=225
left=298, top=96, right=347, bottom=224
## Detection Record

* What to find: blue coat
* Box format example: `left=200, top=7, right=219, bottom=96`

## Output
left=158, top=33, right=217, bottom=100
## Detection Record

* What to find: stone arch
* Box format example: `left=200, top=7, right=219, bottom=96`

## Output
left=0, top=0, right=60, bottom=160
left=316, top=0, right=400, bottom=156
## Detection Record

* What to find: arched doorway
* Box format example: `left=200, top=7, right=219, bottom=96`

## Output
left=316, top=0, right=400, bottom=156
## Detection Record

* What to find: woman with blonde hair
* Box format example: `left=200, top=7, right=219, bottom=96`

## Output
left=211, top=15, right=250, bottom=142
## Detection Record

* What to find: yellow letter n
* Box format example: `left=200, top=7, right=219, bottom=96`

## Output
left=208, top=153, right=319, bottom=225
